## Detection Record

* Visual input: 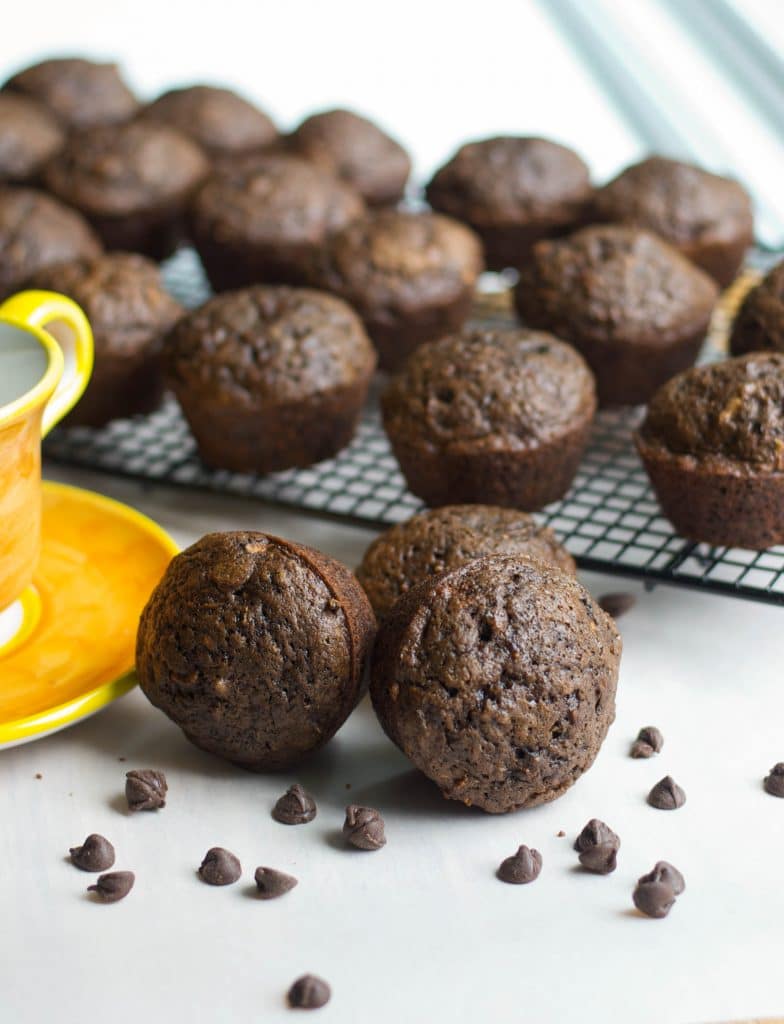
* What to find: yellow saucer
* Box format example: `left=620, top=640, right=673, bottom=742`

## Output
left=0, top=481, right=177, bottom=749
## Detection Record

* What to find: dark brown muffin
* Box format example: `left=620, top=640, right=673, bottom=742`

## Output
left=189, top=153, right=365, bottom=291
left=28, top=253, right=183, bottom=426
left=636, top=353, right=784, bottom=549
left=136, top=531, right=376, bottom=770
left=290, top=108, right=411, bottom=206
left=3, top=57, right=138, bottom=129
left=0, top=186, right=102, bottom=299
left=426, top=136, right=593, bottom=270
left=357, top=505, right=575, bottom=620
left=0, top=94, right=64, bottom=184
left=166, top=285, right=376, bottom=473
left=730, top=260, right=784, bottom=356
left=43, top=122, right=209, bottom=259
left=370, top=555, right=621, bottom=813
left=593, top=156, right=753, bottom=288
left=139, top=85, right=278, bottom=159
left=515, top=225, right=719, bottom=406
left=381, top=327, right=596, bottom=510
left=314, top=209, right=483, bottom=371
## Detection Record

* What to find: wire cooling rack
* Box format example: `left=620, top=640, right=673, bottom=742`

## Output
left=44, top=248, right=784, bottom=606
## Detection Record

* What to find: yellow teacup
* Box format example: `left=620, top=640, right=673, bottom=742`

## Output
left=0, top=291, right=93, bottom=642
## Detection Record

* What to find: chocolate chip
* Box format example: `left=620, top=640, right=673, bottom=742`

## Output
left=556, top=830, right=566, bottom=838
left=87, top=870, right=135, bottom=903
left=287, top=974, right=331, bottom=1010
left=254, top=866, right=298, bottom=900
left=598, top=592, right=636, bottom=619
left=125, top=769, right=167, bottom=811
left=272, top=784, right=317, bottom=825
left=647, top=775, right=686, bottom=810
left=573, top=818, right=619, bottom=853
left=34, top=773, right=43, bottom=780
left=631, top=725, right=664, bottom=758
left=497, top=845, right=542, bottom=884
left=764, top=762, right=784, bottom=797
left=69, top=834, right=115, bottom=872
left=639, top=860, right=685, bottom=896
left=573, top=819, right=620, bottom=874
left=198, top=847, right=241, bottom=885
left=342, top=805, right=386, bottom=850
left=632, top=879, right=676, bottom=918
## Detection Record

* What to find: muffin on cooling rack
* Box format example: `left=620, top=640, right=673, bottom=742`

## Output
left=313, top=209, right=483, bottom=371
left=426, top=136, right=593, bottom=270
left=357, top=504, right=575, bottom=621
left=43, top=121, right=209, bottom=260
left=28, top=253, right=183, bottom=426
left=381, top=326, right=596, bottom=511
left=136, top=531, right=376, bottom=770
left=370, top=554, right=621, bottom=813
left=729, top=260, right=784, bottom=357
left=290, top=108, right=411, bottom=206
left=0, top=186, right=102, bottom=299
left=189, top=153, right=365, bottom=290
left=0, top=93, right=64, bottom=185
left=2, top=57, right=139, bottom=129
left=593, top=156, right=753, bottom=288
left=636, top=352, right=784, bottom=549
left=515, top=224, right=718, bottom=407
left=165, top=285, right=376, bottom=474
left=139, top=84, right=278, bottom=159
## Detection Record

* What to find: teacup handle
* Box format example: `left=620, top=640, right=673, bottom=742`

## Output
left=0, top=290, right=94, bottom=437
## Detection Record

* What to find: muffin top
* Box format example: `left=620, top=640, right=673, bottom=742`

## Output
left=0, top=93, right=64, bottom=183
left=426, top=136, right=592, bottom=226
left=43, top=122, right=209, bottom=216
left=516, top=225, right=718, bottom=346
left=0, top=186, right=102, bottom=298
left=316, top=209, right=483, bottom=315
left=357, top=504, right=575, bottom=620
left=139, top=85, right=278, bottom=156
left=290, top=108, right=411, bottom=206
left=594, top=156, right=753, bottom=247
left=730, top=261, right=784, bottom=357
left=27, top=252, right=183, bottom=355
left=166, top=285, right=376, bottom=408
left=638, top=352, right=784, bottom=469
left=382, top=326, right=596, bottom=454
left=3, top=57, right=139, bottom=128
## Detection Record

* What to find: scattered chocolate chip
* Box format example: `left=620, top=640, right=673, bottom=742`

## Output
left=632, top=878, right=676, bottom=918
left=118, top=756, right=126, bottom=762
left=647, top=775, right=686, bottom=810
left=639, top=860, right=685, bottom=896
left=497, top=845, right=542, bottom=884
left=287, top=974, right=331, bottom=1010
left=34, top=773, right=42, bottom=780
left=254, top=866, right=298, bottom=900
left=342, top=805, right=386, bottom=850
left=573, top=819, right=620, bottom=874
left=345, top=783, right=352, bottom=790
left=631, top=726, right=664, bottom=758
left=198, top=847, right=241, bottom=885
left=272, top=784, right=317, bottom=825
left=87, top=870, right=135, bottom=903
left=556, top=830, right=566, bottom=838
left=573, top=818, right=619, bottom=853
left=69, top=834, right=115, bottom=872
left=125, top=769, right=167, bottom=811
left=598, top=592, right=636, bottom=619
left=763, top=762, right=784, bottom=798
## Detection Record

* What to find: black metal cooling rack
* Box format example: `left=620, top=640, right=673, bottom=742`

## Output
left=43, top=248, right=784, bottom=607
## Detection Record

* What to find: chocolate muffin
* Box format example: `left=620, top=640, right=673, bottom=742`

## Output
left=357, top=505, right=575, bottom=620
left=0, top=94, right=64, bottom=184
left=290, top=108, right=411, bottom=206
left=593, top=156, right=753, bottom=288
left=370, top=555, right=621, bottom=813
left=136, top=531, right=376, bottom=770
left=28, top=253, right=183, bottom=426
left=381, top=327, right=596, bottom=510
left=166, top=285, right=376, bottom=473
left=43, top=122, right=209, bottom=259
left=426, top=136, right=593, bottom=270
left=636, top=353, right=784, bottom=549
left=139, top=85, right=278, bottom=159
left=314, top=209, right=483, bottom=370
left=515, top=225, right=719, bottom=406
left=189, top=153, right=365, bottom=291
left=0, top=186, right=102, bottom=299
left=729, top=260, right=784, bottom=357
left=3, top=57, right=138, bottom=129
